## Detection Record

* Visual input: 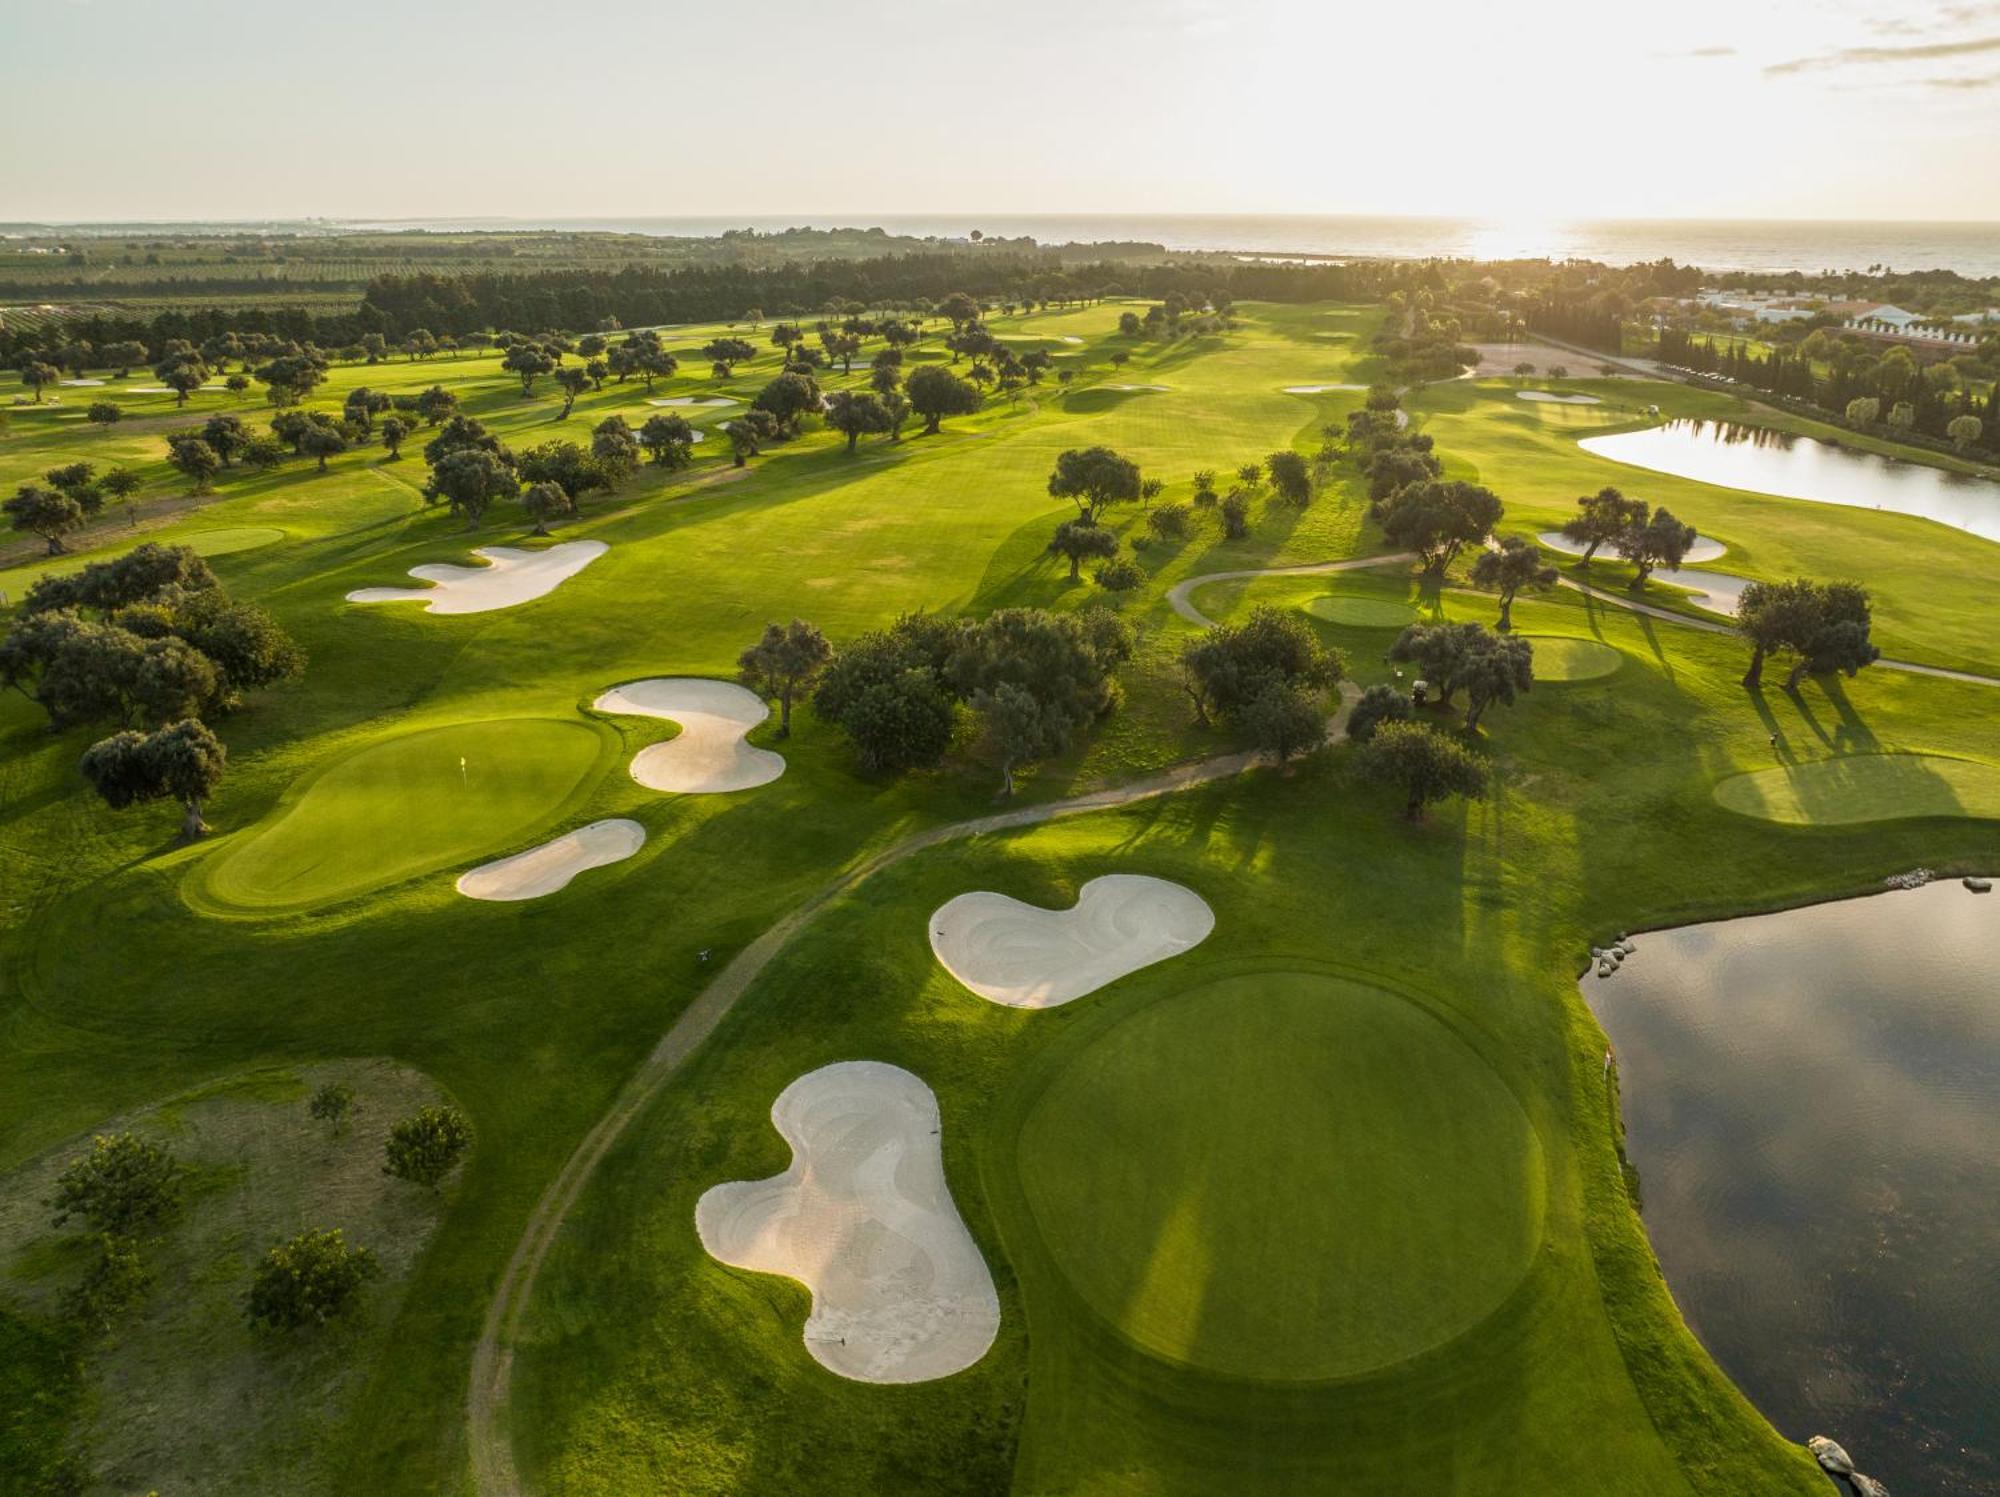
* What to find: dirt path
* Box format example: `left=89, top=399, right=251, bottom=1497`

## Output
left=465, top=679, right=1361, bottom=1494
left=1165, top=552, right=1417, bottom=628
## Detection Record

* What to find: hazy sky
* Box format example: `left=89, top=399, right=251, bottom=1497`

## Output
left=4, top=0, right=1998, bottom=223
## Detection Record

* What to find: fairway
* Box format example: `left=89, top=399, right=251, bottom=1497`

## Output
left=0, top=525, right=285, bottom=598
left=1305, top=592, right=1415, bottom=628
left=1523, top=635, right=1625, bottom=682
left=1713, top=753, right=2000, bottom=825
left=192, top=718, right=612, bottom=912
left=1016, top=971, right=1545, bottom=1381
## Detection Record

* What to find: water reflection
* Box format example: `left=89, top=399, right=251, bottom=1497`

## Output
left=1585, top=880, right=1999, bottom=1495
left=1579, top=419, right=2000, bottom=543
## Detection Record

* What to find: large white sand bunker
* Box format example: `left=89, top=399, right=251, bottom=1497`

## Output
left=1102, top=382, right=1170, bottom=392
left=593, top=677, right=784, bottom=793
left=695, top=1061, right=1000, bottom=1384
left=1538, top=529, right=1727, bottom=565
left=456, top=818, right=645, bottom=901
left=1284, top=383, right=1366, bottom=394
left=929, top=873, right=1215, bottom=1009
left=647, top=395, right=736, bottom=407
left=1516, top=390, right=1602, bottom=405
left=347, top=540, right=607, bottom=615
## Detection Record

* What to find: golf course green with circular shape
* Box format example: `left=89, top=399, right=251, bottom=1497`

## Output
left=191, top=717, right=613, bottom=913
left=1016, top=970, right=1544, bottom=1381
left=1305, top=592, right=1414, bottom=628
left=1713, top=753, right=2000, bottom=825
left=1523, top=635, right=1624, bottom=682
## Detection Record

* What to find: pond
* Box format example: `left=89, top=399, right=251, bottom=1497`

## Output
left=1579, top=419, right=2000, bottom=543
left=1584, top=879, right=2000, bottom=1494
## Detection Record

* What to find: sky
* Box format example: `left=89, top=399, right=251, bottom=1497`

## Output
left=3, top=0, right=1998, bottom=224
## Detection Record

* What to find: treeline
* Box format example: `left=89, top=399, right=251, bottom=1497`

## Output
left=357, top=255, right=1387, bottom=338
left=1657, top=327, right=1997, bottom=454
left=1523, top=294, right=1625, bottom=354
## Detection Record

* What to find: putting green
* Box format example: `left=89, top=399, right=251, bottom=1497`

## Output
left=1522, top=635, right=1623, bottom=682
left=1713, top=753, right=2000, bottom=825
left=1304, top=593, right=1414, bottom=628
left=1016, top=971, right=1544, bottom=1381
left=192, top=718, right=610, bottom=912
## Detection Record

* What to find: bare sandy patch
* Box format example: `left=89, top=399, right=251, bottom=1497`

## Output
left=1103, top=382, right=1170, bottom=392
left=646, top=396, right=736, bottom=407
left=456, top=818, right=645, bottom=901
left=695, top=1060, right=1000, bottom=1383
left=1516, top=390, right=1602, bottom=405
left=1465, top=342, right=1631, bottom=379
left=346, top=540, right=607, bottom=615
left=592, top=677, right=784, bottom=793
left=1283, top=383, right=1366, bottom=394
left=60, top=378, right=106, bottom=387
left=929, top=873, right=1215, bottom=1008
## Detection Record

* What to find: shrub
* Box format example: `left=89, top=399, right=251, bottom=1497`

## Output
left=382, top=1105, right=471, bottom=1191
left=1095, top=558, right=1146, bottom=591
left=247, top=1229, right=381, bottom=1331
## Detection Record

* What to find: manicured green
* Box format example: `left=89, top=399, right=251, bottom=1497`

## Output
left=1714, top=753, right=2000, bottom=824
left=1305, top=592, right=1414, bottom=628
left=1016, top=969, right=1544, bottom=1380
left=1523, top=634, right=1625, bottom=681
left=191, top=717, right=614, bottom=913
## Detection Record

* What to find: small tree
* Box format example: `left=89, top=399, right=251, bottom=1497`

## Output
left=1265, top=451, right=1312, bottom=507
left=1359, top=720, right=1487, bottom=819
left=299, top=423, right=348, bottom=473
left=1947, top=414, right=1983, bottom=451
left=725, top=410, right=780, bottom=467
left=379, top=415, right=411, bottom=460
left=247, top=1229, right=381, bottom=1331
left=1240, top=680, right=1324, bottom=763
left=1345, top=682, right=1413, bottom=743
left=1616, top=505, right=1697, bottom=590
left=308, top=1081, right=357, bottom=1137
left=383, top=1105, right=471, bottom=1192
left=638, top=413, right=696, bottom=468
left=824, top=390, right=891, bottom=453
left=5, top=483, right=86, bottom=554
left=1377, top=479, right=1503, bottom=573
left=425, top=449, right=519, bottom=532
left=521, top=481, right=574, bottom=537
left=1468, top=535, right=1558, bottom=629
left=972, top=681, right=1062, bottom=796
left=19, top=361, right=62, bottom=402
left=80, top=718, right=228, bottom=840
left=1845, top=395, right=1880, bottom=427
left=737, top=618, right=833, bottom=736
left=61, top=1234, right=151, bottom=1336
left=1049, top=519, right=1119, bottom=580
left=87, top=401, right=122, bottom=428
left=1219, top=489, right=1251, bottom=539
left=1736, top=578, right=1879, bottom=690
left=1095, top=557, right=1146, bottom=591
left=155, top=355, right=210, bottom=406
left=1459, top=630, right=1535, bottom=731
left=1147, top=503, right=1192, bottom=540
left=1047, top=446, right=1142, bottom=522
left=1560, top=486, right=1647, bottom=565
left=49, top=1133, right=184, bottom=1236
left=554, top=366, right=591, bottom=418
left=590, top=417, right=640, bottom=488
left=165, top=434, right=222, bottom=494
left=905, top=366, right=981, bottom=434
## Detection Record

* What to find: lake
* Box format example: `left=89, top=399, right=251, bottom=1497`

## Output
left=1579, top=420, right=2000, bottom=544
left=1584, top=879, right=2000, bottom=1494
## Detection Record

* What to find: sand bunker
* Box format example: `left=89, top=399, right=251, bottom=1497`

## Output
left=1516, top=390, right=1602, bottom=405
left=1284, top=383, right=1366, bottom=394
left=646, top=396, right=736, bottom=407
left=1102, top=382, right=1169, bottom=392
left=593, top=677, right=784, bottom=793
left=695, top=1060, right=1000, bottom=1383
left=929, top=874, right=1215, bottom=1009
left=1537, top=529, right=1727, bottom=566
left=456, top=818, right=645, bottom=901
left=1657, top=566, right=1749, bottom=617
left=59, top=378, right=106, bottom=387
left=347, top=540, right=607, bottom=615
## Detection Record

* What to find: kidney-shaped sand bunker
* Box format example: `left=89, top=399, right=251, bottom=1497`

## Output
left=695, top=1060, right=1000, bottom=1383
left=929, top=874, right=1215, bottom=1008
left=593, top=677, right=785, bottom=793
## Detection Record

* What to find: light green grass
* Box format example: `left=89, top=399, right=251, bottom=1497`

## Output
left=1523, top=635, right=1625, bottom=682
left=191, top=717, right=613, bottom=913
left=1714, top=753, right=2000, bottom=824
left=1305, top=593, right=1414, bottom=628
left=0, top=524, right=287, bottom=600
left=1016, top=969, right=1544, bottom=1381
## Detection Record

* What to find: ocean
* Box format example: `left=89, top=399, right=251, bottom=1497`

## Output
left=341, top=214, right=2000, bottom=279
